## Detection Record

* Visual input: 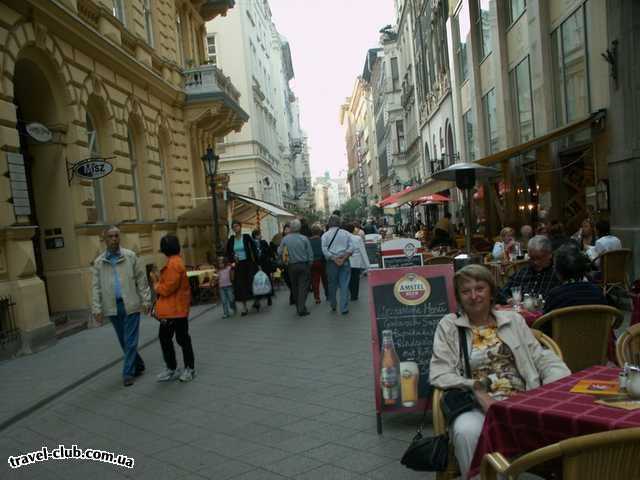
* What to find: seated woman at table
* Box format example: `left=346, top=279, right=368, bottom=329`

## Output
left=491, top=227, right=515, bottom=261
left=544, top=243, right=607, bottom=314
left=430, top=264, right=570, bottom=479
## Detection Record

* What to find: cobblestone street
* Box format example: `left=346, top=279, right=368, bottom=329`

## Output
left=1, top=282, right=433, bottom=480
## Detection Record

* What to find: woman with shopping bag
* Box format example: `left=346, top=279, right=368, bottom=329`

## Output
left=225, top=220, right=259, bottom=316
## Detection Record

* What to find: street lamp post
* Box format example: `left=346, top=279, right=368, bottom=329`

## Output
left=201, top=145, right=221, bottom=257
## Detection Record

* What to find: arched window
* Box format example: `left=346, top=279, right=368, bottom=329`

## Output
left=86, top=112, right=106, bottom=223
left=158, top=132, right=172, bottom=220
left=127, top=124, right=144, bottom=220
left=424, top=143, right=430, bottom=176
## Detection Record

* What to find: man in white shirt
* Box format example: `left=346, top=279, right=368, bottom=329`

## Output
left=592, top=220, right=622, bottom=266
left=321, top=215, right=355, bottom=314
left=344, top=223, right=371, bottom=301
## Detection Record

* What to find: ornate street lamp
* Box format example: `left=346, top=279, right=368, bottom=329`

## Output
left=201, top=145, right=222, bottom=256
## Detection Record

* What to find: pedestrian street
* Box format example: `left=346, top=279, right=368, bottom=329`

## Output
left=1, top=281, right=433, bottom=480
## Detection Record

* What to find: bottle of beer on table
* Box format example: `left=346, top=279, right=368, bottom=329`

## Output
left=380, top=329, right=400, bottom=406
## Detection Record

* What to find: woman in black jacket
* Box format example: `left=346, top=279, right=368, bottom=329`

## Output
left=226, top=220, right=259, bottom=316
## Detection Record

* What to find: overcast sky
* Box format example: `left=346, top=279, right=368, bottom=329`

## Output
left=268, top=0, right=396, bottom=179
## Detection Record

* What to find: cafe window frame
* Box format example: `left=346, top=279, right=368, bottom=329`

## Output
left=510, top=56, right=535, bottom=143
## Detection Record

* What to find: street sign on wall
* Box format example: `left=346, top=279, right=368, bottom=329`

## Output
left=69, top=157, right=114, bottom=183
left=25, top=122, right=53, bottom=143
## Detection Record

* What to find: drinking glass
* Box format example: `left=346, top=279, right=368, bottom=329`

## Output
left=511, top=286, right=522, bottom=311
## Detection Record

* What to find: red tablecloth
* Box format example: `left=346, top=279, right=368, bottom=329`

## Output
left=468, top=365, right=640, bottom=477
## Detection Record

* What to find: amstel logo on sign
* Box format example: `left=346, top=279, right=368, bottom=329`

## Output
left=393, top=273, right=431, bottom=306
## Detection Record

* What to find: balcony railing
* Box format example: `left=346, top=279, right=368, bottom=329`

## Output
left=184, top=65, right=241, bottom=103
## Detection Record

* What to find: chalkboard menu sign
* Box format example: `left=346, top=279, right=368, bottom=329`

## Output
left=381, top=254, right=422, bottom=268
left=368, top=265, right=456, bottom=433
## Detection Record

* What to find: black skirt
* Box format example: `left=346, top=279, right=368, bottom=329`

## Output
left=234, top=259, right=257, bottom=302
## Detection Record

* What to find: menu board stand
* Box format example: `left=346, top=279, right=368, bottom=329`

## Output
left=368, top=265, right=456, bottom=434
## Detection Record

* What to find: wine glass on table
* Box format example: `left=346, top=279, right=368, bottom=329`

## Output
left=511, top=286, right=522, bottom=312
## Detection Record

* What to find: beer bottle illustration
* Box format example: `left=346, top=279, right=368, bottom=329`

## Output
left=380, top=330, right=400, bottom=405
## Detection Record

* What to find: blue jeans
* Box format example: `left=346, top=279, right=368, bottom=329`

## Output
left=326, top=260, right=351, bottom=313
left=109, top=299, right=142, bottom=379
left=219, top=286, right=235, bottom=316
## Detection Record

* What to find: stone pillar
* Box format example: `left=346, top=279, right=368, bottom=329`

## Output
left=606, top=0, right=640, bottom=278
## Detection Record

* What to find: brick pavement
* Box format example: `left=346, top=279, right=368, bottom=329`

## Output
left=1, top=281, right=434, bottom=479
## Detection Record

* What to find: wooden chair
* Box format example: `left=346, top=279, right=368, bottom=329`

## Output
left=432, top=330, right=561, bottom=480
left=531, top=305, right=623, bottom=372
left=530, top=329, right=563, bottom=359
left=480, top=427, right=640, bottom=479
left=425, top=256, right=455, bottom=265
left=616, top=323, right=640, bottom=366
left=599, top=248, right=632, bottom=296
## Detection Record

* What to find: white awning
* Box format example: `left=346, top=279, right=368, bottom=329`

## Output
left=177, top=190, right=295, bottom=228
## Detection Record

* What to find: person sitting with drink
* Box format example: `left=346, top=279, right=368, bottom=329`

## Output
left=430, top=264, right=570, bottom=479
left=518, top=224, right=533, bottom=252
left=571, top=217, right=596, bottom=252
left=498, top=235, right=560, bottom=304
left=491, top=227, right=516, bottom=261
left=589, top=219, right=622, bottom=266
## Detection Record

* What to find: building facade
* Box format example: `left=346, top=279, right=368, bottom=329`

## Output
left=0, top=0, right=247, bottom=355
left=206, top=0, right=309, bottom=239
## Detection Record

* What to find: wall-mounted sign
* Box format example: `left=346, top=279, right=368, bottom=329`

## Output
left=26, top=122, right=53, bottom=143
left=71, top=158, right=114, bottom=181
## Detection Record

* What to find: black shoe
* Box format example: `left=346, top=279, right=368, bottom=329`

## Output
left=331, top=306, right=337, bottom=312
left=241, top=310, right=248, bottom=316
left=123, top=377, right=134, bottom=387
left=267, top=297, right=272, bottom=306
left=299, top=311, right=310, bottom=317
left=341, top=310, right=349, bottom=315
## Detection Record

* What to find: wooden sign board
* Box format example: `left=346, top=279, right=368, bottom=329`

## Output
left=380, top=238, right=424, bottom=268
left=368, top=265, right=456, bottom=433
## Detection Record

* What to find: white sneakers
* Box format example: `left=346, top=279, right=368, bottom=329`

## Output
left=179, top=367, right=195, bottom=382
left=157, top=367, right=195, bottom=382
left=156, top=368, right=180, bottom=382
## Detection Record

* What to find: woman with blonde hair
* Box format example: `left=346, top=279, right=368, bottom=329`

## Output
left=491, top=227, right=515, bottom=261
left=430, top=264, right=570, bottom=479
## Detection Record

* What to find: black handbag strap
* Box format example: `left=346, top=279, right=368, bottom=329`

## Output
left=327, top=227, right=340, bottom=252
left=457, top=326, right=471, bottom=379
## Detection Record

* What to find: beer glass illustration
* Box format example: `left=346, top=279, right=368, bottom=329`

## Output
left=400, top=361, right=419, bottom=407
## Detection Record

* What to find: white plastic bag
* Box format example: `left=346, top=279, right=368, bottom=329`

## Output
left=252, top=270, right=272, bottom=296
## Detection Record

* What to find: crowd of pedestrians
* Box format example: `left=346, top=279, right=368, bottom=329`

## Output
left=91, top=213, right=374, bottom=387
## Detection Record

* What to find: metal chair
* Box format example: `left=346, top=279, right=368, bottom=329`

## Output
left=616, top=323, right=640, bottom=366
left=481, top=428, right=640, bottom=480
left=531, top=305, right=623, bottom=372
left=425, top=256, right=455, bottom=265
left=432, top=330, right=562, bottom=480
left=599, top=248, right=632, bottom=296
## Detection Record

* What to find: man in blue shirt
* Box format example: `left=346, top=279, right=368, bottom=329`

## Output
left=321, top=215, right=355, bottom=315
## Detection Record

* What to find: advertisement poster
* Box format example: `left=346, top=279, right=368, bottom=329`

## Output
left=368, top=265, right=456, bottom=433
left=380, top=238, right=424, bottom=268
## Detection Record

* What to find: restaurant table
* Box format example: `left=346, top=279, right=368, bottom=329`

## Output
left=468, top=365, right=640, bottom=477
left=186, top=269, right=217, bottom=304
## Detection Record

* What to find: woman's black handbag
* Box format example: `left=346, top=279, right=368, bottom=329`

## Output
left=441, top=326, right=476, bottom=424
left=400, top=326, right=475, bottom=471
left=400, top=430, right=449, bottom=472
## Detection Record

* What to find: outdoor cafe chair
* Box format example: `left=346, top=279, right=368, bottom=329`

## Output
left=598, top=248, right=632, bottom=296
left=531, top=305, right=624, bottom=372
left=616, top=322, right=640, bottom=367
left=425, top=256, right=455, bottom=265
left=480, top=427, right=640, bottom=480
left=432, top=330, right=561, bottom=480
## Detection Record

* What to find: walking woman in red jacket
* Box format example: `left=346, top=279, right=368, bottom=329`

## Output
left=149, top=234, right=195, bottom=382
